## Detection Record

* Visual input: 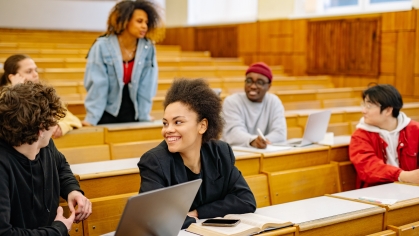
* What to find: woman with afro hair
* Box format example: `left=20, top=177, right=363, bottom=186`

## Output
left=138, top=78, right=256, bottom=229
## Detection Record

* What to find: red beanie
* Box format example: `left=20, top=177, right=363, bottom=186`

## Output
left=245, top=62, right=273, bottom=82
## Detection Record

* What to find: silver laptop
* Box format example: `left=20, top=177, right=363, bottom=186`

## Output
left=107, top=179, right=202, bottom=236
left=279, top=110, right=332, bottom=147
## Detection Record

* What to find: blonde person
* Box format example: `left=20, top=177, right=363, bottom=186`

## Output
left=0, top=54, right=82, bottom=138
left=0, top=82, right=92, bottom=235
left=138, top=79, right=256, bottom=229
left=83, top=0, right=163, bottom=125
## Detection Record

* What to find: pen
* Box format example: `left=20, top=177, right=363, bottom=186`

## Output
left=257, top=128, right=267, bottom=141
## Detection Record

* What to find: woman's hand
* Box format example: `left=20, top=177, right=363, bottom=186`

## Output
left=9, top=73, right=26, bottom=86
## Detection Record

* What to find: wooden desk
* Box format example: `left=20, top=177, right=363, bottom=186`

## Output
left=256, top=196, right=385, bottom=236
left=100, top=121, right=163, bottom=143
left=328, top=135, right=351, bottom=162
left=330, top=183, right=419, bottom=227
left=327, top=136, right=356, bottom=191
left=260, top=145, right=330, bottom=173
left=233, top=151, right=261, bottom=176
left=54, top=126, right=105, bottom=148
left=71, top=158, right=140, bottom=199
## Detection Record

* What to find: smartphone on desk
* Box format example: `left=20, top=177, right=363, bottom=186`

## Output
left=201, top=218, right=241, bottom=227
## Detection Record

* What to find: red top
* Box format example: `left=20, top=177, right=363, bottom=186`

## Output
left=123, top=59, right=135, bottom=84
left=349, top=120, right=419, bottom=188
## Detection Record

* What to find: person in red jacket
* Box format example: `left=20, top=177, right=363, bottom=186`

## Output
left=350, top=84, right=419, bottom=188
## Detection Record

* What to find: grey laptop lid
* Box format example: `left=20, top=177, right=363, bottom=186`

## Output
left=114, top=179, right=202, bottom=236
left=288, top=110, right=332, bottom=147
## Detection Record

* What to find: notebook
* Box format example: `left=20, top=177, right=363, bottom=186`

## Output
left=102, top=179, right=202, bottom=236
left=277, top=110, right=332, bottom=147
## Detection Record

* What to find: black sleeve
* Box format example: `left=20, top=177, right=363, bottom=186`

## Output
left=196, top=143, right=256, bottom=219
left=137, top=151, right=167, bottom=193
left=49, top=140, right=83, bottom=200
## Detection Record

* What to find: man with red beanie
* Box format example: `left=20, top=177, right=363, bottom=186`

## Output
left=221, top=62, right=287, bottom=149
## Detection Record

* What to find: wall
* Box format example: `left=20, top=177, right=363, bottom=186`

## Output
left=165, top=0, right=188, bottom=27
left=0, top=0, right=165, bottom=31
left=0, top=0, right=114, bottom=31
left=258, top=0, right=294, bottom=20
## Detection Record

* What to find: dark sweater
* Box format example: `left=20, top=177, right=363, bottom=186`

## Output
left=0, top=139, right=82, bottom=235
left=138, top=140, right=256, bottom=229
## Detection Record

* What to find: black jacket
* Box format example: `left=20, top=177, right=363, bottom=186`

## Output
left=138, top=140, right=256, bottom=229
left=0, top=139, right=82, bottom=236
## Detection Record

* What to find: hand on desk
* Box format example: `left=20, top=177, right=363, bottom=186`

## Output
left=81, top=120, right=93, bottom=127
left=67, top=190, right=92, bottom=223
left=399, top=169, right=419, bottom=184
left=250, top=136, right=270, bottom=149
left=187, top=209, right=199, bottom=221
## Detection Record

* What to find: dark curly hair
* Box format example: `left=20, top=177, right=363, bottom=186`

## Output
left=163, top=79, right=224, bottom=143
left=106, top=0, right=163, bottom=40
left=0, top=81, right=66, bottom=146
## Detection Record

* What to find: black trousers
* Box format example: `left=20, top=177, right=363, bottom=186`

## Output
left=97, top=84, right=138, bottom=124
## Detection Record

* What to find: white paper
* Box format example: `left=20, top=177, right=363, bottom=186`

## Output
left=317, top=132, right=334, bottom=145
left=358, top=196, right=398, bottom=205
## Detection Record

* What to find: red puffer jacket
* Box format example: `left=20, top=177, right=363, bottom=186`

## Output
left=349, top=120, right=419, bottom=188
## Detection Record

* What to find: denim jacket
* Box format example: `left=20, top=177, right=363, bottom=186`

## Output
left=84, top=35, right=158, bottom=125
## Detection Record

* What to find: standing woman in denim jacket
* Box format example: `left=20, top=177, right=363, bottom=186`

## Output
left=83, top=0, right=163, bottom=126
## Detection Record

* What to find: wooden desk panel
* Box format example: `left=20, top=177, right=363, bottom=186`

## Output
left=103, top=123, right=163, bottom=143
left=329, top=137, right=350, bottom=162
left=386, top=199, right=419, bottom=227
left=267, top=164, right=340, bottom=204
left=366, top=230, right=397, bottom=236
left=388, top=220, right=419, bottom=236
left=54, top=127, right=105, bottom=149
left=257, top=196, right=385, bottom=236
left=259, top=227, right=296, bottom=236
left=235, top=152, right=261, bottom=176
left=261, top=146, right=330, bottom=173
left=329, top=145, right=349, bottom=162
left=77, top=172, right=140, bottom=199
left=83, top=193, right=136, bottom=236
left=298, top=210, right=384, bottom=236
left=335, top=161, right=357, bottom=192
left=331, top=183, right=419, bottom=227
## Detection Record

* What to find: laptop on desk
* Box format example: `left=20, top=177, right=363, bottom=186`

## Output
left=275, top=110, right=332, bottom=147
left=102, top=179, right=202, bottom=236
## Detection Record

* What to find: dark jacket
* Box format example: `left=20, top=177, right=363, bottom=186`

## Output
left=138, top=140, right=256, bottom=229
left=0, top=139, right=82, bottom=236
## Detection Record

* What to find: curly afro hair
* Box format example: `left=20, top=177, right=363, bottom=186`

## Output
left=0, top=81, right=66, bottom=146
left=106, top=0, right=164, bottom=40
left=163, top=78, right=224, bottom=143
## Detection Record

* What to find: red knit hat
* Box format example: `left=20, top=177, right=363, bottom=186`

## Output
left=245, top=62, right=273, bottom=82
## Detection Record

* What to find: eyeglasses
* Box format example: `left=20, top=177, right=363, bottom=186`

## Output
left=244, top=78, right=270, bottom=88
left=361, top=101, right=381, bottom=109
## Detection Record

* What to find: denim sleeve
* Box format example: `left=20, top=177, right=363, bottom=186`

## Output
left=136, top=44, right=158, bottom=121
left=84, top=41, right=109, bottom=125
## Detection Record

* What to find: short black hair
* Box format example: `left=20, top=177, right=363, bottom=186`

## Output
left=362, top=84, right=403, bottom=118
left=163, top=79, right=224, bottom=143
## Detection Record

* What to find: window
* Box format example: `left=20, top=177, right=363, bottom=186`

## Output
left=293, top=0, right=412, bottom=18
left=187, top=0, right=258, bottom=26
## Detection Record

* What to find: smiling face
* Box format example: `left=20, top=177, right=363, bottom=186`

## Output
left=244, top=72, right=271, bottom=103
left=162, top=102, right=208, bottom=155
left=126, top=9, right=148, bottom=39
